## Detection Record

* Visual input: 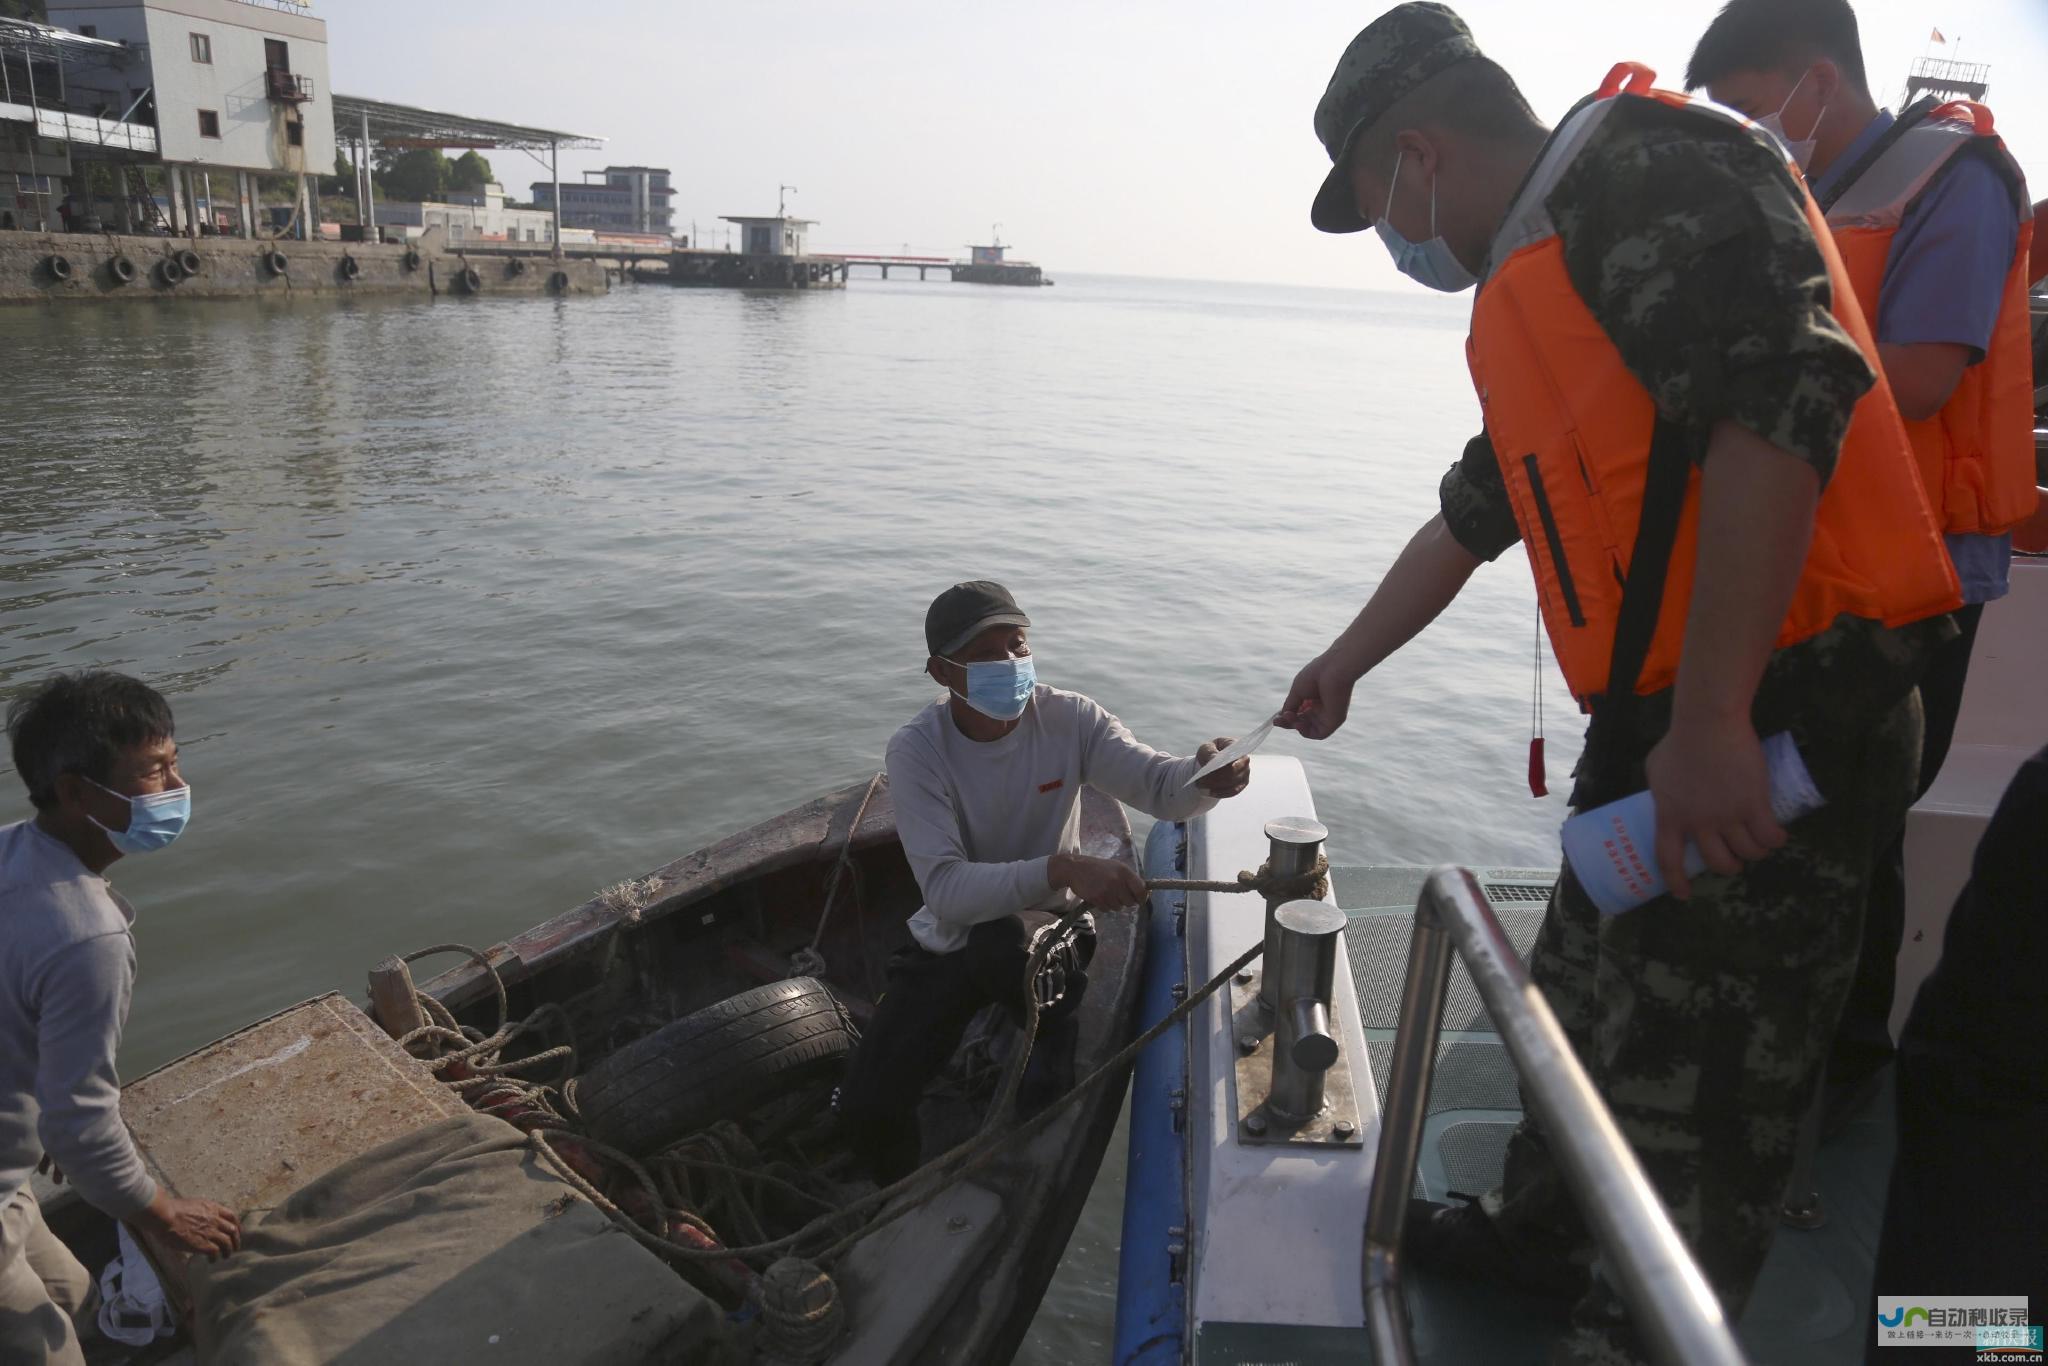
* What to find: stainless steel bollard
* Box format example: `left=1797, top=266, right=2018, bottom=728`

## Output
left=1269, top=899, right=1346, bottom=1122
left=1258, top=817, right=1329, bottom=1016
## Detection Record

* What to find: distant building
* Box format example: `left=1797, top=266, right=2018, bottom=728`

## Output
left=530, top=164, right=673, bottom=235
left=722, top=214, right=813, bottom=257
left=375, top=181, right=557, bottom=245
left=46, top=0, right=337, bottom=233
left=968, top=243, right=1006, bottom=265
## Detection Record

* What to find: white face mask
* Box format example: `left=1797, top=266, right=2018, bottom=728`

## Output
left=1374, top=148, right=1478, bottom=293
left=1756, top=69, right=1828, bottom=171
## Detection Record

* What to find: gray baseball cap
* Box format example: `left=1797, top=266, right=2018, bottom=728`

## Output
left=925, top=580, right=1031, bottom=657
left=1311, top=2, right=1484, bottom=233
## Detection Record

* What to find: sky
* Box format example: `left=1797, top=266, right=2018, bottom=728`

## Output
left=322, top=0, right=2048, bottom=288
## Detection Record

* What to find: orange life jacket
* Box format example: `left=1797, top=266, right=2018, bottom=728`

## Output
left=1823, top=100, right=2038, bottom=536
left=1466, top=63, right=1960, bottom=706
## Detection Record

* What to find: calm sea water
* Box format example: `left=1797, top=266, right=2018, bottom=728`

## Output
left=0, top=274, right=1586, bottom=1360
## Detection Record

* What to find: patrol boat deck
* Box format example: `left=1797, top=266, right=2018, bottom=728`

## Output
left=1118, top=554, right=2046, bottom=1365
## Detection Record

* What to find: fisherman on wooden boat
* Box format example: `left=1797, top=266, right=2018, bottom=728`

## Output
left=834, top=581, right=1251, bottom=1182
left=1279, top=6, right=1961, bottom=1362
left=1685, top=0, right=2038, bottom=1136
left=2, top=673, right=242, bottom=1365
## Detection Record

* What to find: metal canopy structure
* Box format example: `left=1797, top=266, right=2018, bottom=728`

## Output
left=328, top=94, right=602, bottom=259
left=329, top=94, right=601, bottom=152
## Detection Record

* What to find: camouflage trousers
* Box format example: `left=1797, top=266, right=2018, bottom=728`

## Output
left=1482, top=690, right=1924, bottom=1366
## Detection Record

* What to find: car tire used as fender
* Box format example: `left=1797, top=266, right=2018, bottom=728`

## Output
left=571, top=977, right=856, bottom=1155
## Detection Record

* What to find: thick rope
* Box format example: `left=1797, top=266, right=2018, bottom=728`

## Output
left=527, top=854, right=1327, bottom=1267
left=790, top=773, right=885, bottom=979
left=753, top=1255, right=844, bottom=1363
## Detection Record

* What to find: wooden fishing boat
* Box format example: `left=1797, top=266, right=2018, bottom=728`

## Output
left=40, top=775, right=1145, bottom=1365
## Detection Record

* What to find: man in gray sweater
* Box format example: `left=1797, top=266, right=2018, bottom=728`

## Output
left=835, top=582, right=1251, bottom=1180
left=3, top=672, right=241, bottom=1364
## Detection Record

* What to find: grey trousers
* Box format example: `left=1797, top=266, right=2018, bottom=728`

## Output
left=0, top=1187, right=90, bottom=1366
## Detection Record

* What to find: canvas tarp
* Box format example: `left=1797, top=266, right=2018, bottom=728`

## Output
left=188, top=1112, right=737, bottom=1365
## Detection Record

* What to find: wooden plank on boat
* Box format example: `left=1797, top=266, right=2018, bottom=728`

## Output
left=831, top=1181, right=1005, bottom=1364
left=366, top=955, right=427, bottom=1039
left=120, top=993, right=467, bottom=1306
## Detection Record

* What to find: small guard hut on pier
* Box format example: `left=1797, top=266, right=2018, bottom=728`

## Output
left=669, top=212, right=844, bottom=290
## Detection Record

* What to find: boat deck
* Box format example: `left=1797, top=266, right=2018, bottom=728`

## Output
left=1336, top=864, right=1892, bottom=1366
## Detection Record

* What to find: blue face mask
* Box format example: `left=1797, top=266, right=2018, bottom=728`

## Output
left=945, top=654, right=1036, bottom=721
left=1375, top=149, right=1478, bottom=293
left=87, top=779, right=192, bottom=855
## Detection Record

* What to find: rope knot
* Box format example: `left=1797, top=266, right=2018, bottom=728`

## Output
left=754, top=1256, right=844, bottom=1363
left=1238, top=854, right=1332, bottom=903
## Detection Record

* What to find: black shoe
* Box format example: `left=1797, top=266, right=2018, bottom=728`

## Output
left=1404, top=1192, right=1591, bottom=1307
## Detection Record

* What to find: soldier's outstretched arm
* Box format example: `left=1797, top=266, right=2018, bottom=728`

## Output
left=1280, top=429, right=1516, bottom=741
left=1278, top=510, right=1483, bottom=741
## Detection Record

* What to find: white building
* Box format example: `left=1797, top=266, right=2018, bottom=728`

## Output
left=374, top=182, right=560, bottom=246
left=48, top=0, right=336, bottom=234
left=722, top=214, right=813, bottom=257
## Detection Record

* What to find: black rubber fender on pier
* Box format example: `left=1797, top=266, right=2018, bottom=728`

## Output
left=157, top=256, right=186, bottom=285
left=548, top=270, right=569, bottom=292
left=107, top=255, right=136, bottom=285
left=571, top=978, right=857, bottom=1156
left=43, top=253, right=73, bottom=282
left=507, top=257, right=528, bottom=277
left=175, top=248, right=202, bottom=276
left=403, top=247, right=422, bottom=272
left=339, top=254, right=361, bottom=281
left=458, top=266, right=482, bottom=294
left=264, top=249, right=290, bottom=277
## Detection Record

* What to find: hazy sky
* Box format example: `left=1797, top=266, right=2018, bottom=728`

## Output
left=325, top=0, right=2048, bottom=288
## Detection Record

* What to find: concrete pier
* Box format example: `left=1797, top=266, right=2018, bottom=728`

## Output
left=667, top=248, right=844, bottom=290
left=0, top=226, right=608, bottom=304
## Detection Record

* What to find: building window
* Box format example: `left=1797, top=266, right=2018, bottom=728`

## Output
left=197, top=109, right=221, bottom=138
left=265, top=38, right=289, bottom=71
left=286, top=121, right=303, bottom=147
left=189, top=32, right=211, bottom=63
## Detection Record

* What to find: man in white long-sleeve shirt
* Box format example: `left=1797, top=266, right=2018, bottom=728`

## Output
left=836, top=582, right=1250, bottom=1180
left=3, top=673, right=242, bottom=1364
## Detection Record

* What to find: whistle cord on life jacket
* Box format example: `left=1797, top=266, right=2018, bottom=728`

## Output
left=1529, top=599, right=1548, bottom=797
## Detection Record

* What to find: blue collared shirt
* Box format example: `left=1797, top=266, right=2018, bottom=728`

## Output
left=1815, top=109, right=2021, bottom=604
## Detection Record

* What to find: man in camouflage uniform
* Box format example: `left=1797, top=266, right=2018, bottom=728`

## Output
left=1275, top=5, right=1952, bottom=1362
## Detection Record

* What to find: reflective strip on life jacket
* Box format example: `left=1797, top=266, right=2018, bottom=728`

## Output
left=1466, top=67, right=1960, bottom=706
left=1826, top=103, right=2038, bottom=536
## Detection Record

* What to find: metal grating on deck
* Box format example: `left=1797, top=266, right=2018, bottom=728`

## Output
left=1365, top=1037, right=1522, bottom=1115
left=1346, top=904, right=1548, bottom=1033
left=1346, top=886, right=1548, bottom=1203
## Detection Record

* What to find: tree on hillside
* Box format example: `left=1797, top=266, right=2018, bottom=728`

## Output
left=377, top=148, right=450, bottom=204
left=450, top=151, right=495, bottom=192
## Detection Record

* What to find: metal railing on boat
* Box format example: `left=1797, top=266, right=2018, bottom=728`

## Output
left=1362, top=866, right=1749, bottom=1366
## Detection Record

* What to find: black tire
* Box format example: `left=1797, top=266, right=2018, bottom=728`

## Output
left=265, top=250, right=290, bottom=277
left=573, top=978, right=855, bottom=1155
left=175, top=248, right=201, bottom=275
left=158, top=257, right=185, bottom=285
left=459, top=266, right=482, bottom=293
left=108, top=255, right=135, bottom=284
left=340, top=254, right=361, bottom=280
left=44, top=254, right=72, bottom=282
left=403, top=248, right=422, bottom=272
left=507, top=257, right=528, bottom=277
left=548, top=270, right=569, bottom=291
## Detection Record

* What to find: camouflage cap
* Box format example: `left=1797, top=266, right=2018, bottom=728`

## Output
left=1311, top=2, right=1483, bottom=233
